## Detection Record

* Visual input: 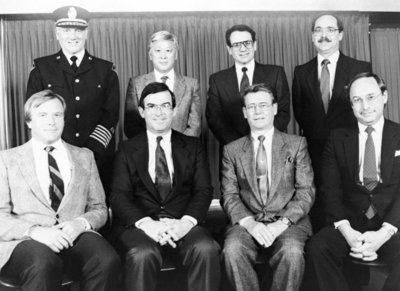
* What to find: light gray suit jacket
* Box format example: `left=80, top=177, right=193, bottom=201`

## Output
left=221, top=129, right=315, bottom=230
left=124, top=71, right=202, bottom=138
left=0, top=140, right=107, bottom=270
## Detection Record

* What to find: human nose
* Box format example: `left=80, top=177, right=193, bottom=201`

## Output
left=254, top=104, right=262, bottom=114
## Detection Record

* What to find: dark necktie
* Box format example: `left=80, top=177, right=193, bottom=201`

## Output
left=155, top=136, right=171, bottom=201
left=240, top=67, right=250, bottom=96
left=320, top=59, right=330, bottom=113
left=44, top=146, right=64, bottom=211
left=70, top=56, right=78, bottom=72
left=161, top=76, right=168, bottom=83
left=256, top=135, right=269, bottom=204
left=363, top=126, right=378, bottom=219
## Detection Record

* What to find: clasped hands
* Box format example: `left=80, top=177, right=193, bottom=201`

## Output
left=339, top=224, right=391, bottom=261
left=243, top=219, right=288, bottom=248
left=138, top=217, right=194, bottom=248
left=29, top=219, right=87, bottom=253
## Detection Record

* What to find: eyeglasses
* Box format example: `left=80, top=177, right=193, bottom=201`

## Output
left=351, top=93, right=382, bottom=106
left=312, top=27, right=340, bottom=37
left=144, top=102, right=172, bottom=112
left=245, top=102, right=273, bottom=112
left=231, top=40, right=254, bottom=49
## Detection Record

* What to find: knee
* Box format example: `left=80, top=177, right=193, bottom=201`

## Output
left=25, top=252, right=63, bottom=279
left=191, top=239, right=220, bottom=260
left=96, top=248, right=121, bottom=273
left=305, top=236, right=329, bottom=259
left=125, top=243, right=162, bottom=267
left=222, top=239, right=247, bottom=262
left=276, top=245, right=305, bottom=265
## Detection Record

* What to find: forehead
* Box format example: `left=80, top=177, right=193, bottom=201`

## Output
left=350, top=77, right=380, bottom=97
left=244, top=91, right=273, bottom=104
left=144, top=91, right=173, bottom=104
left=314, top=15, right=338, bottom=28
left=151, top=39, right=175, bottom=49
left=32, top=98, right=64, bottom=112
left=230, top=31, right=252, bottom=42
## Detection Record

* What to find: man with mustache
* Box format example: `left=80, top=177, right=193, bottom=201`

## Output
left=292, top=14, right=371, bottom=231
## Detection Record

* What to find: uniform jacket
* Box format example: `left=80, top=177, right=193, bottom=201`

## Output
left=0, top=141, right=107, bottom=270
left=110, top=130, right=212, bottom=234
left=221, top=130, right=315, bottom=230
left=321, top=120, right=400, bottom=229
left=124, top=72, right=202, bottom=138
left=206, top=63, right=290, bottom=145
left=26, top=50, right=120, bottom=158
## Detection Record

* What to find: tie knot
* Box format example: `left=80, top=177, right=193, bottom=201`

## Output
left=365, top=126, right=374, bottom=135
left=322, top=59, right=330, bottom=66
left=258, top=135, right=265, bottom=143
left=70, top=56, right=77, bottom=63
left=44, top=146, right=55, bottom=153
left=161, top=76, right=168, bottom=83
left=242, top=67, right=248, bottom=73
left=156, top=136, right=163, bottom=144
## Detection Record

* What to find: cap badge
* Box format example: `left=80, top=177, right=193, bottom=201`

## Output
left=68, top=7, right=77, bottom=20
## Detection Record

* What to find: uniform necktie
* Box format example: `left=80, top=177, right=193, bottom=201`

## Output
left=363, top=126, right=378, bottom=219
left=44, top=146, right=64, bottom=211
left=320, top=59, right=330, bottom=113
left=240, top=67, right=250, bottom=96
left=70, top=56, right=78, bottom=72
left=155, top=136, right=171, bottom=201
left=161, top=76, right=168, bottom=83
left=256, top=135, right=269, bottom=204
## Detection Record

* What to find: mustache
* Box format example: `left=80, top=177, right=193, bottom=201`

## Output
left=318, top=37, right=332, bottom=43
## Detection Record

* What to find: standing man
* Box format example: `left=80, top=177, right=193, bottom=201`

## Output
left=26, top=6, right=120, bottom=193
left=292, top=14, right=371, bottom=230
left=206, top=24, right=290, bottom=146
left=221, top=83, right=314, bottom=291
left=111, top=82, right=220, bottom=291
left=305, top=73, right=400, bottom=291
left=124, top=30, right=201, bottom=138
left=0, top=90, right=120, bottom=291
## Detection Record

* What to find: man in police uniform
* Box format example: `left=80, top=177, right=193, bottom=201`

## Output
left=26, top=6, right=120, bottom=195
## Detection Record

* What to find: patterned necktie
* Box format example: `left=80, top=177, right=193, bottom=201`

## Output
left=320, top=59, right=330, bottom=113
left=44, top=146, right=64, bottom=211
left=161, top=76, right=168, bottom=83
left=363, top=126, right=378, bottom=219
left=70, top=56, right=78, bottom=72
left=155, top=136, right=171, bottom=201
left=256, top=135, right=269, bottom=204
left=240, top=67, right=250, bottom=96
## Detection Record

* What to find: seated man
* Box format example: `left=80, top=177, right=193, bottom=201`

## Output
left=0, top=90, right=120, bottom=291
left=221, top=83, right=315, bottom=291
left=305, top=72, right=400, bottom=291
left=111, top=82, right=220, bottom=291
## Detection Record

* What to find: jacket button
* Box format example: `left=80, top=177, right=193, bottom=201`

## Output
left=75, top=96, right=80, bottom=101
left=75, top=133, right=80, bottom=137
left=56, top=214, right=59, bottom=219
left=76, top=114, right=80, bottom=119
left=160, top=206, right=165, bottom=210
left=75, top=79, right=80, bottom=83
left=47, top=84, right=52, bottom=88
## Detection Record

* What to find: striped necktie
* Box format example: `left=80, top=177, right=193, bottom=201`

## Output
left=363, top=126, right=378, bottom=219
left=44, top=146, right=64, bottom=211
left=155, top=136, right=171, bottom=201
left=240, top=67, right=250, bottom=96
left=256, top=135, right=269, bottom=204
left=320, top=59, right=330, bottom=113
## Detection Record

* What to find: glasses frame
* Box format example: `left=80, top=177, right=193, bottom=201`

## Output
left=312, top=27, right=340, bottom=37
left=144, top=102, right=173, bottom=112
left=350, top=93, right=382, bottom=107
left=245, top=102, right=274, bottom=112
left=231, top=40, right=254, bottom=50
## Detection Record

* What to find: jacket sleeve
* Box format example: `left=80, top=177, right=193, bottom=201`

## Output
left=124, top=77, right=146, bottom=139
left=183, top=79, right=202, bottom=137
left=273, top=66, right=291, bottom=132
left=26, top=62, right=45, bottom=99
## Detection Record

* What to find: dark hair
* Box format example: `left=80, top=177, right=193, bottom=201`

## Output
left=241, top=83, right=277, bottom=107
left=25, top=89, right=66, bottom=123
left=138, top=82, right=176, bottom=109
left=225, top=24, right=256, bottom=47
left=346, top=72, right=387, bottom=96
left=311, top=14, right=343, bottom=32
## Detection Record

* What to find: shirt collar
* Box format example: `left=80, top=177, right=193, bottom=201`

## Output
left=63, top=50, right=85, bottom=65
left=358, top=117, right=385, bottom=135
left=317, top=50, right=340, bottom=66
left=154, top=69, right=175, bottom=83
left=251, top=127, right=274, bottom=143
left=31, top=138, right=65, bottom=152
left=235, top=59, right=255, bottom=75
left=146, top=130, right=172, bottom=143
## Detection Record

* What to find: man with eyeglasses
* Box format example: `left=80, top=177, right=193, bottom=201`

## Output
left=304, top=72, right=400, bottom=291
left=292, top=14, right=371, bottom=232
left=110, top=82, right=220, bottom=291
left=221, top=83, right=314, bottom=291
left=26, top=6, right=120, bottom=197
left=206, top=24, right=290, bottom=147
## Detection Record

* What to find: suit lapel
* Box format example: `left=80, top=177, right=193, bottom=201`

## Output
left=269, top=131, right=286, bottom=201
left=239, top=136, right=263, bottom=207
left=168, top=131, right=188, bottom=201
left=17, top=141, right=52, bottom=209
left=306, top=58, right=326, bottom=114
left=139, top=72, right=156, bottom=95
left=343, top=127, right=360, bottom=183
left=381, top=121, right=399, bottom=183
left=173, top=73, right=185, bottom=107
left=224, top=66, right=241, bottom=100
left=328, top=53, right=348, bottom=115
left=55, top=51, right=76, bottom=76
left=75, top=51, right=93, bottom=76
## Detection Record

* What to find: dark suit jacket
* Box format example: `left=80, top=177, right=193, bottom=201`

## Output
left=26, top=50, right=120, bottom=158
left=321, top=120, right=400, bottom=229
left=206, top=63, right=290, bottom=145
left=292, top=53, right=371, bottom=179
left=221, top=130, right=314, bottom=230
left=110, top=130, right=213, bottom=234
left=124, top=72, right=202, bottom=138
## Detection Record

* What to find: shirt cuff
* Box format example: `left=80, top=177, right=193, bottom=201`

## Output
left=76, top=217, right=91, bottom=230
left=239, top=216, right=254, bottom=227
left=182, top=215, right=197, bottom=227
left=382, top=222, right=398, bottom=235
left=135, top=216, right=152, bottom=229
left=334, top=219, right=350, bottom=229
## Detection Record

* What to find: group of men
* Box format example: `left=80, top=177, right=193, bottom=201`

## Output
left=0, top=5, right=399, bottom=291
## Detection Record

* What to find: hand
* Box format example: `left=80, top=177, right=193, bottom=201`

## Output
left=164, top=218, right=194, bottom=242
left=350, top=228, right=391, bottom=261
left=337, top=223, right=363, bottom=248
left=138, top=218, right=172, bottom=243
left=29, top=226, right=73, bottom=253
left=266, top=220, right=289, bottom=239
left=54, top=219, right=86, bottom=242
left=242, top=219, right=275, bottom=248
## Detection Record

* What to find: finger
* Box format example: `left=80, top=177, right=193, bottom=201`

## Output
left=166, top=237, right=177, bottom=248
left=349, top=252, right=363, bottom=259
left=362, top=254, right=378, bottom=261
left=54, top=222, right=67, bottom=229
left=167, top=230, right=180, bottom=242
left=59, top=232, right=74, bottom=247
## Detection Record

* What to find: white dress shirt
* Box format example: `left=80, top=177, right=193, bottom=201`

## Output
left=317, top=50, right=340, bottom=98
left=235, top=59, right=255, bottom=89
left=251, top=127, right=274, bottom=188
left=154, top=69, right=175, bottom=92
left=147, top=130, right=174, bottom=184
left=63, top=49, right=85, bottom=67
